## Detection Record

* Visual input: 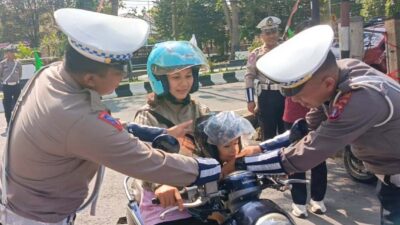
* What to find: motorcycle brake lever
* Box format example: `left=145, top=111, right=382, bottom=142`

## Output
left=159, top=197, right=206, bottom=220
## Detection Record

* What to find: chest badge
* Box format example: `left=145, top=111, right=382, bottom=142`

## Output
left=98, top=111, right=123, bottom=131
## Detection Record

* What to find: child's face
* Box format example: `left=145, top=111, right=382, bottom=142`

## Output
left=217, top=138, right=240, bottom=162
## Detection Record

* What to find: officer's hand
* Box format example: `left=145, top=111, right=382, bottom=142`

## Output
left=237, top=145, right=262, bottom=158
left=154, top=185, right=184, bottom=210
left=247, top=102, right=256, bottom=114
left=222, top=159, right=236, bottom=177
left=167, top=120, right=193, bottom=139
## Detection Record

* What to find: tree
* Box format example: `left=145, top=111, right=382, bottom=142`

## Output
left=220, top=0, right=240, bottom=59
left=151, top=0, right=226, bottom=54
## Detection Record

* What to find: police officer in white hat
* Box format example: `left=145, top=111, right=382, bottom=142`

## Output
left=235, top=25, right=400, bottom=224
left=0, top=45, right=22, bottom=129
left=245, top=16, right=285, bottom=140
left=0, top=8, right=221, bottom=225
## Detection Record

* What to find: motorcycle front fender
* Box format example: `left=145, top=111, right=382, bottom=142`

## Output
left=222, top=199, right=295, bottom=225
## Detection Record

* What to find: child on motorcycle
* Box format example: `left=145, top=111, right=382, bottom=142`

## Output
left=194, top=111, right=256, bottom=177
left=133, top=41, right=217, bottom=225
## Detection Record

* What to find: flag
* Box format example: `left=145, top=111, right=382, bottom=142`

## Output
left=282, top=0, right=301, bottom=40
left=287, top=27, right=295, bottom=39
left=33, top=50, right=43, bottom=71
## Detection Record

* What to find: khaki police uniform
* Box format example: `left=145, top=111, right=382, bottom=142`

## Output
left=0, top=8, right=221, bottom=225
left=0, top=57, right=22, bottom=125
left=243, top=25, right=400, bottom=224
left=0, top=62, right=201, bottom=223
left=245, top=16, right=285, bottom=140
left=281, top=59, right=400, bottom=174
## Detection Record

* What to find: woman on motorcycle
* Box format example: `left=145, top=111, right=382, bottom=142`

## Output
left=133, top=41, right=216, bottom=225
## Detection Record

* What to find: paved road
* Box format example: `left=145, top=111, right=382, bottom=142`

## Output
left=0, top=82, right=380, bottom=225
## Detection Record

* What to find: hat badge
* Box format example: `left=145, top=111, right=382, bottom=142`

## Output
left=104, top=58, right=112, bottom=64
left=267, top=17, right=274, bottom=25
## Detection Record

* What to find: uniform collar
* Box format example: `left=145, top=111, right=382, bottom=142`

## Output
left=59, top=62, right=106, bottom=112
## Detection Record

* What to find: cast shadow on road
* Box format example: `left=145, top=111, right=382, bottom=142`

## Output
left=265, top=158, right=379, bottom=225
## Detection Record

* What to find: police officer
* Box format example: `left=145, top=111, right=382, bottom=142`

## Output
left=0, top=8, right=220, bottom=225
left=0, top=46, right=22, bottom=128
left=245, top=16, right=285, bottom=140
left=236, top=25, right=400, bottom=224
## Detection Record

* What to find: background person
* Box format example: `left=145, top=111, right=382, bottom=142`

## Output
left=244, top=16, right=285, bottom=140
left=284, top=97, right=327, bottom=218
left=0, top=46, right=22, bottom=129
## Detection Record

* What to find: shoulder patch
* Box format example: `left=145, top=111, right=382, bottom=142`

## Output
left=247, top=52, right=257, bottom=64
left=98, top=111, right=123, bottom=131
left=329, top=93, right=352, bottom=121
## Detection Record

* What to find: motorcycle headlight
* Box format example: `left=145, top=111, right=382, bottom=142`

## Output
left=255, top=213, right=292, bottom=225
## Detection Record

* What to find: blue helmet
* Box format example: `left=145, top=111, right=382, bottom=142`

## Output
left=147, top=41, right=208, bottom=96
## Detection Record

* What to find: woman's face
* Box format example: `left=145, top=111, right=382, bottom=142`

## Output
left=217, top=138, right=240, bottom=163
left=167, top=67, right=194, bottom=101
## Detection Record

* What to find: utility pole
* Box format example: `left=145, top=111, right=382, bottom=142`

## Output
left=340, top=0, right=350, bottom=59
left=385, top=14, right=400, bottom=81
left=311, top=0, right=320, bottom=25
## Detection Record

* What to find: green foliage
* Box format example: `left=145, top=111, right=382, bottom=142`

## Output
left=151, top=0, right=226, bottom=51
left=248, top=38, right=262, bottom=52
left=15, top=43, right=34, bottom=59
left=385, top=0, right=400, bottom=18
left=240, top=0, right=312, bottom=42
left=356, top=0, right=386, bottom=20
left=40, top=31, right=67, bottom=58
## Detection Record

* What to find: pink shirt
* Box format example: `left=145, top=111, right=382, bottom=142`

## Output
left=283, top=97, right=309, bottom=123
left=139, top=189, right=192, bottom=225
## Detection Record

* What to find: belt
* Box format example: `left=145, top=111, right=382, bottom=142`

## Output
left=259, top=83, right=280, bottom=91
left=0, top=205, right=76, bottom=225
left=3, top=82, right=18, bottom=86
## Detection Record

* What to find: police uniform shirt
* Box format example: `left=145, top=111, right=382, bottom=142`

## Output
left=281, top=59, right=400, bottom=175
left=0, top=58, right=22, bottom=84
left=1, top=62, right=200, bottom=223
left=135, top=97, right=209, bottom=156
left=244, top=44, right=276, bottom=89
left=135, top=98, right=209, bottom=134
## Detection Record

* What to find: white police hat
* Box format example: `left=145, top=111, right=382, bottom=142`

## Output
left=256, top=16, right=281, bottom=31
left=54, top=8, right=149, bottom=64
left=256, top=25, right=334, bottom=96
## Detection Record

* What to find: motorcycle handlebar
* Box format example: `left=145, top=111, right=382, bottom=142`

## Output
left=152, top=186, right=198, bottom=205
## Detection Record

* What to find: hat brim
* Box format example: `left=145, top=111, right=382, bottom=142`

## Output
left=280, top=83, right=306, bottom=97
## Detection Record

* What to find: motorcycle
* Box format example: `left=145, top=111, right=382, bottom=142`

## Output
left=122, top=170, right=306, bottom=225
left=117, top=133, right=306, bottom=225
left=343, top=145, right=377, bottom=184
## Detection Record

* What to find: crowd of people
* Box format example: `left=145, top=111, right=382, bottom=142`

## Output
left=0, top=7, right=399, bottom=225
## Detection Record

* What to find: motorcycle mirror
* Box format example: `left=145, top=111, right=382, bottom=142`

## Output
left=152, top=134, right=180, bottom=154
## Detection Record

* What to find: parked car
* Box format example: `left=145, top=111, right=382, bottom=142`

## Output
left=363, top=24, right=387, bottom=73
